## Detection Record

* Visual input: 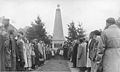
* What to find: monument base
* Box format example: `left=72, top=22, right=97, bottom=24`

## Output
left=52, top=40, right=64, bottom=54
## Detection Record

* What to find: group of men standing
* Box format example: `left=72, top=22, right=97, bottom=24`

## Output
left=67, top=17, right=120, bottom=72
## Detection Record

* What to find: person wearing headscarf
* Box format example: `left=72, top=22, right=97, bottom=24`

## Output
left=101, top=17, right=120, bottom=72
left=38, top=41, right=44, bottom=57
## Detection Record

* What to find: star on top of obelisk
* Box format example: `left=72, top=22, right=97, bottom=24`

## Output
left=57, top=4, right=60, bottom=8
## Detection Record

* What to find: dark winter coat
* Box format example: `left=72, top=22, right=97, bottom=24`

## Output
left=0, top=35, right=6, bottom=71
left=71, top=43, right=79, bottom=64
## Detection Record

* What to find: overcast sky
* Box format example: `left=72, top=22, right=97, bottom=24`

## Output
left=0, top=0, right=120, bottom=36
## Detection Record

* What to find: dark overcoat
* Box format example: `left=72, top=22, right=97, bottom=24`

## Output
left=71, top=43, right=79, bottom=64
left=0, top=35, right=6, bottom=71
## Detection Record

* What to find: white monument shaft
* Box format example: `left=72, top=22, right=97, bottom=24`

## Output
left=52, top=5, right=65, bottom=50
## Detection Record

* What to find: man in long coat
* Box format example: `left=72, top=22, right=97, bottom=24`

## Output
left=71, top=40, right=79, bottom=68
left=9, top=31, right=16, bottom=71
left=101, top=17, right=120, bottom=72
left=0, top=34, right=6, bottom=71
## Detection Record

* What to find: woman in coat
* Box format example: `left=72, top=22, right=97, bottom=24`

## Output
left=77, top=38, right=87, bottom=72
left=31, top=43, right=36, bottom=69
left=26, top=40, right=32, bottom=70
left=23, top=38, right=28, bottom=69
left=38, top=41, right=43, bottom=57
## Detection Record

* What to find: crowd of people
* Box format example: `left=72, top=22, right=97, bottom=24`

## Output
left=0, top=18, right=54, bottom=71
left=62, top=17, right=120, bottom=72
left=1, top=17, right=120, bottom=72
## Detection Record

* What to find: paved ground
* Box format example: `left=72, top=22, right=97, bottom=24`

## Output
left=32, top=55, right=80, bottom=72
left=34, top=55, right=70, bottom=72
left=67, top=61, right=80, bottom=72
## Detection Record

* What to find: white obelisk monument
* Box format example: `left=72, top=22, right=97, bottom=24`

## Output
left=52, top=5, right=65, bottom=51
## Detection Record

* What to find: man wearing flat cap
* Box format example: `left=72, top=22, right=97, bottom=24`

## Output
left=100, top=17, right=120, bottom=72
